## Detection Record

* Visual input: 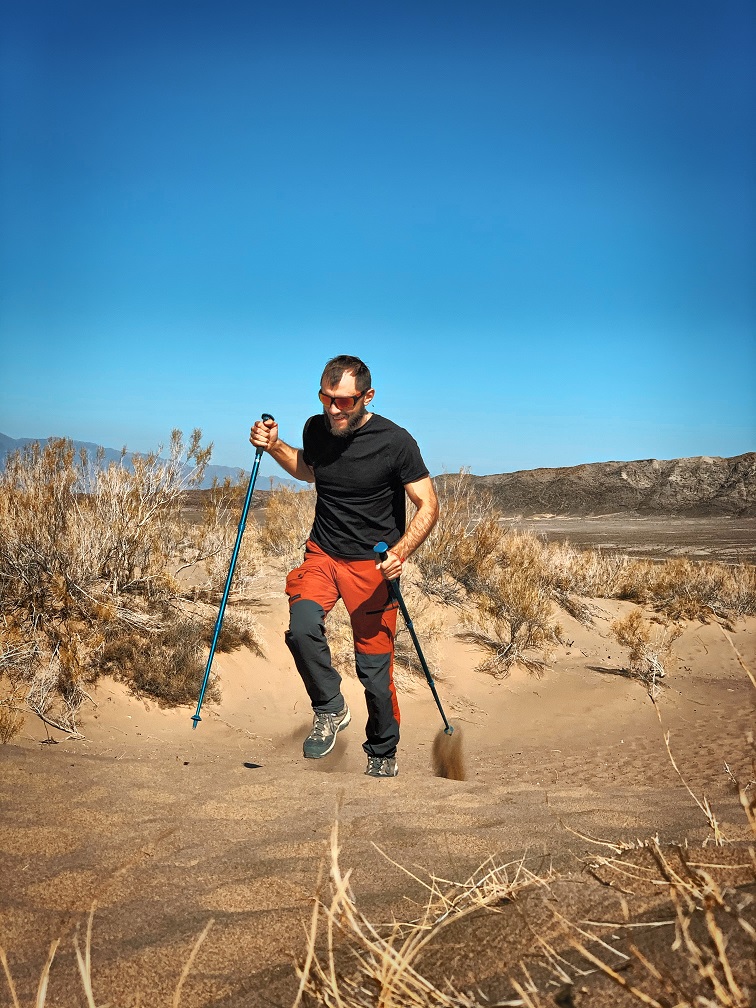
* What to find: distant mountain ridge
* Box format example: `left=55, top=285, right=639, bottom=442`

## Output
left=0, top=433, right=297, bottom=490
left=2, top=435, right=752, bottom=513
left=461, top=453, right=756, bottom=517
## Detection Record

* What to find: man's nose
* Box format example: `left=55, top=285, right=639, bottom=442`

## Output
left=328, top=402, right=342, bottom=414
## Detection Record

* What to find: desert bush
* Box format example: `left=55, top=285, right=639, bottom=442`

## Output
left=0, top=432, right=249, bottom=723
left=544, top=539, right=633, bottom=601
left=96, top=614, right=214, bottom=707
left=610, top=609, right=681, bottom=699
left=203, top=608, right=265, bottom=657
left=180, top=478, right=261, bottom=602
left=456, top=531, right=562, bottom=676
left=413, top=476, right=563, bottom=674
left=617, top=557, right=756, bottom=624
left=258, top=485, right=316, bottom=565
left=414, top=471, right=504, bottom=604
left=411, top=475, right=756, bottom=679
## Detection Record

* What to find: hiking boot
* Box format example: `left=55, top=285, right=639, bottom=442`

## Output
left=302, top=705, right=351, bottom=759
left=365, top=755, right=399, bottom=778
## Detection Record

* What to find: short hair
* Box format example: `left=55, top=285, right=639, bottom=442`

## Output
left=321, top=355, right=372, bottom=393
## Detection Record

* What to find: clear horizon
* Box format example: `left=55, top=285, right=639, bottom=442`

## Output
left=1, top=0, right=754, bottom=483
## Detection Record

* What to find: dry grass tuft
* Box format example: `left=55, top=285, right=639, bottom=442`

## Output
left=563, top=828, right=756, bottom=1007
left=295, top=819, right=556, bottom=1007
left=0, top=905, right=214, bottom=1008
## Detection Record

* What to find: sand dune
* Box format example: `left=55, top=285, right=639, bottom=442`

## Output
left=1, top=585, right=754, bottom=1005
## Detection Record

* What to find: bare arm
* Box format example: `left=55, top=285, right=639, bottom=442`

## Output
left=249, top=418, right=315, bottom=483
left=377, top=476, right=439, bottom=580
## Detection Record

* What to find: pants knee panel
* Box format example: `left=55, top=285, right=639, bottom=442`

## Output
left=287, top=599, right=326, bottom=647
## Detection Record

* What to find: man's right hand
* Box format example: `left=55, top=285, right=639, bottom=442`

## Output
left=250, top=417, right=279, bottom=453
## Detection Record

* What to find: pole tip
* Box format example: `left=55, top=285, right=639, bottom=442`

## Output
left=191, top=715, right=201, bottom=729
left=444, top=725, right=454, bottom=735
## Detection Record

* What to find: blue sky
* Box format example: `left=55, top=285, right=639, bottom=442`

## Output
left=1, top=0, right=754, bottom=479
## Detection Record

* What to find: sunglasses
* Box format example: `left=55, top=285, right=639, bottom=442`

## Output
left=318, top=389, right=368, bottom=409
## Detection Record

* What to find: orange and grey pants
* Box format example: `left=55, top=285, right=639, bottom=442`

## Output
left=285, top=540, right=400, bottom=758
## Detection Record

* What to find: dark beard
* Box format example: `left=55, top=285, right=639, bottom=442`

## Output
left=324, top=404, right=367, bottom=438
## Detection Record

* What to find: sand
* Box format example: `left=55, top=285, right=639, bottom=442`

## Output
left=1, top=583, right=754, bottom=1006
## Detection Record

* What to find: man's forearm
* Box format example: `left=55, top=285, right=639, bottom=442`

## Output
left=268, top=441, right=315, bottom=483
left=393, top=499, right=439, bottom=561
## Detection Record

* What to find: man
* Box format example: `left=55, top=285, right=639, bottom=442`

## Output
left=250, top=355, right=438, bottom=777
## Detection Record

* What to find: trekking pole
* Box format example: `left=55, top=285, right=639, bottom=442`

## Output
left=191, top=413, right=274, bottom=729
left=374, top=542, right=454, bottom=736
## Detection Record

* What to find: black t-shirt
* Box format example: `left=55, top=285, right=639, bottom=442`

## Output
left=302, top=413, right=429, bottom=560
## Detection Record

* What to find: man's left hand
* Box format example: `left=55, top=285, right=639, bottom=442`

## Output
left=377, top=550, right=403, bottom=582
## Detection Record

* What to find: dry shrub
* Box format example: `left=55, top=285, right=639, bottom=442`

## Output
left=180, top=478, right=261, bottom=602
left=611, top=609, right=681, bottom=699
left=204, top=608, right=265, bottom=657
left=415, top=471, right=503, bottom=604
left=258, top=485, right=316, bottom=565
left=413, top=475, right=564, bottom=674
left=537, top=545, right=756, bottom=629
left=0, top=432, right=246, bottom=721
left=412, top=479, right=755, bottom=682
left=544, top=539, right=623, bottom=595
left=414, top=478, right=584, bottom=672
left=97, top=614, right=216, bottom=707
left=457, top=531, right=562, bottom=676
left=617, top=557, right=756, bottom=625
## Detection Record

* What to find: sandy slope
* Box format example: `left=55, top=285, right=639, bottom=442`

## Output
left=1, top=585, right=754, bottom=1006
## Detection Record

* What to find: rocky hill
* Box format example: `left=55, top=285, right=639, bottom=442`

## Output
left=460, top=453, right=756, bottom=517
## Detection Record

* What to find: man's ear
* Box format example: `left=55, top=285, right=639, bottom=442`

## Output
left=365, top=388, right=375, bottom=405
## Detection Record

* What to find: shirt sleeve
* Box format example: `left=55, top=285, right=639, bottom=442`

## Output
left=395, top=431, right=430, bottom=486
